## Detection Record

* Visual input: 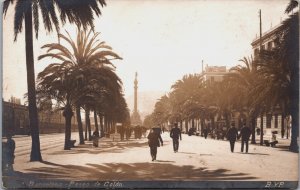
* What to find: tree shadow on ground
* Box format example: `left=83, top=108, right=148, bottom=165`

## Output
left=274, top=145, right=296, bottom=153
left=51, top=141, right=151, bottom=155
left=11, top=162, right=257, bottom=181
left=41, top=160, right=64, bottom=167
left=155, top=160, right=175, bottom=163
left=179, top=152, right=196, bottom=155
left=199, top=154, right=213, bottom=156
left=235, top=152, right=269, bottom=156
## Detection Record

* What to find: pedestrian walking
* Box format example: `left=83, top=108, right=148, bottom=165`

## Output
left=170, top=123, right=182, bottom=153
left=92, top=131, right=100, bottom=147
left=147, top=128, right=163, bottom=161
left=239, top=124, right=252, bottom=153
left=281, top=128, right=285, bottom=138
left=203, top=127, right=209, bottom=139
left=3, top=134, right=15, bottom=173
left=226, top=124, right=238, bottom=153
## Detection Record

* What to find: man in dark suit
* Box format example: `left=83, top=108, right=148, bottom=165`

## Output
left=240, top=124, right=252, bottom=153
left=147, top=128, right=163, bottom=161
left=170, top=123, right=182, bottom=153
left=226, top=124, right=238, bottom=153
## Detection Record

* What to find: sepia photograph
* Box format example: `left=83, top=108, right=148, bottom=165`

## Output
left=1, top=0, right=299, bottom=189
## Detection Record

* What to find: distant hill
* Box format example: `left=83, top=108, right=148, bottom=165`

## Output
left=126, top=91, right=166, bottom=121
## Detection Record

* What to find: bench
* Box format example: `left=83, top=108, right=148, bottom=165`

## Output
left=264, top=140, right=278, bottom=147
left=270, top=141, right=278, bottom=147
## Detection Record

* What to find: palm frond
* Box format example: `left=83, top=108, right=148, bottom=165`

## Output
left=38, top=53, right=68, bottom=62
left=285, top=0, right=298, bottom=14
left=14, top=0, right=30, bottom=41
left=3, top=0, right=14, bottom=16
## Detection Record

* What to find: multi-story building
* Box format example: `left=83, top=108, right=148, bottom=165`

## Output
left=202, top=65, right=228, bottom=83
left=251, top=22, right=290, bottom=139
left=251, top=23, right=284, bottom=56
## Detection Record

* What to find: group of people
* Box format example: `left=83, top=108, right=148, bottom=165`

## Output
left=147, top=122, right=253, bottom=161
left=226, top=123, right=252, bottom=153
left=147, top=123, right=182, bottom=161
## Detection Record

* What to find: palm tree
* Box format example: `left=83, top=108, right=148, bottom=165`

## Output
left=283, top=11, right=299, bottom=153
left=171, top=74, right=204, bottom=131
left=227, top=57, right=258, bottom=144
left=256, top=11, right=299, bottom=152
left=153, top=95, right=171, bottom=127
left=3, top=0, right=106, bottom=161
left=81, top=66, right=123, bottom=141
left=38, top=29, right=122, bottom=149
left=205, top=80, right=235, bottom=130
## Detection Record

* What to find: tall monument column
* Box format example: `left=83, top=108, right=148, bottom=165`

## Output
left=134, top=72, right=138, bottom=113
left=131, top=72, right=142, bottom=126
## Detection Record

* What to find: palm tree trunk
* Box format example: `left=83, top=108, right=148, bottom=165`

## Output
left=251, top=116, right=256, bottom=144
left=94, top=110, right=99, bottom=132
left=290, top=105, right=299, bottom=152
left=192, top=119, right=195, bottom=129
left=289, top=64, right=299, bottom=151
left=281, top=113, right=285, bottom=139
left=76, top=105, right=84, bottom=144
left=84, top=120, right=88, bottom=140
left=63, top=102, right=73, bottom=150
left=100, top=115, right=104, bottom=132
left=85, top=109, right=92, bottom=141
left=109, top=121, right=112, bottom=133
left=185, top=119, right=188, bottom=133
left=180, top=120, right=183, bottom=131
left=289, top=12, right=299, bottom=152
left=260, top=113, right=264, bottom=145
left=211, top=116, right=215, bottom=131
left=25, top=3, right=42, bottom=161
left=201, top=118, right=205, bottom=136
left=104, top=116, right=107, bottom=132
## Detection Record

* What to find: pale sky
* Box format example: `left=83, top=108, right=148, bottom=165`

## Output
left=2, top=0, right=289, bottom=105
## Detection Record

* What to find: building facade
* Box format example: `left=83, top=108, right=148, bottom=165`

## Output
left=2, top=98, right=77, bottom=137
left=202, top=65, right=228, bottom=83
left=251, top=23, right=284, bottom=55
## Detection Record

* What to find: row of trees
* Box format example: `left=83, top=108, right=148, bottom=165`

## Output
left=145, top=3, right=299, bottom=152
left=3, top=0, right=130, bottom=161
left=36, top=29, right=130, bottom=150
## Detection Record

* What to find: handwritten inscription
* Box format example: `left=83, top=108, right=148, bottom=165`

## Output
left=103, top=181, right=123, bottom=188
left=28, top=180, right=124, bottom=189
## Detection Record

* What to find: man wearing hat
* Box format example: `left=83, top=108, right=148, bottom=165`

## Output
left=170, top=123, right=182, bottom=153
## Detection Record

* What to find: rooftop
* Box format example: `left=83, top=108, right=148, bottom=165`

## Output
left=251, top=22, right=284, bottom=47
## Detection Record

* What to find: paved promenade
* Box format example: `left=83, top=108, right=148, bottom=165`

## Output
left=2, top=131, right=297, bottom=183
